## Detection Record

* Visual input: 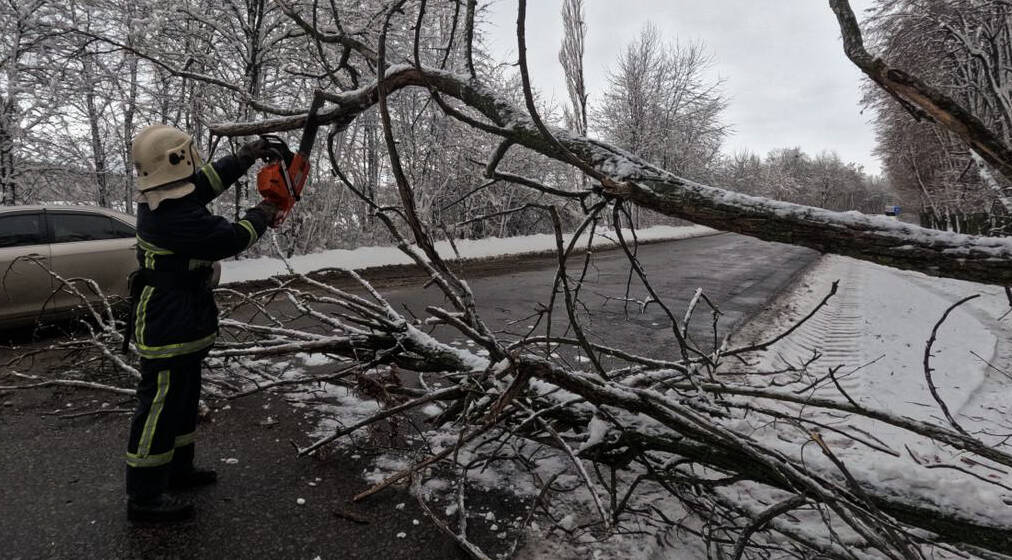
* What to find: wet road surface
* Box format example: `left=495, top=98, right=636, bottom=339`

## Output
left=0, top=233, right=817, bottom=559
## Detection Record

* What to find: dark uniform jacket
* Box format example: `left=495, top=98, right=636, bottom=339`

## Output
left=132, top=155, right=269, bottom=360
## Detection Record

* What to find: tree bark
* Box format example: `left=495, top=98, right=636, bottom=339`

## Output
left=210, top=65, right=1012, bottom=286
left=0, top=96, right=17, bottom=205
left=83, top=54, right=109, bottom=208
left=829, top=0, right=1012, bottom=198
left=121, top=55, right=138, bottom=214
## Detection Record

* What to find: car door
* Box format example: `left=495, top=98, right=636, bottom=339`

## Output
left=0, top=211, right=54, bottom=322
left=46, top=210, right=136, bottom=309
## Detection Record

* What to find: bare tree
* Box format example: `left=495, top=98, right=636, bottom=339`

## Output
left=0, top=0, right=56, bottom=206
left=559, top=0, right=587, bottom=137
left=832, top=0, right=1012, bottom=215
left=595, top=24, right=729, bottom=181
left=716, top=147, right=889, bottom=214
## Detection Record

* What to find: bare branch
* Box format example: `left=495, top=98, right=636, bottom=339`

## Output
left=923, top=294, right=980, bottom=435
left=829, top=0, right=1012, bottom=184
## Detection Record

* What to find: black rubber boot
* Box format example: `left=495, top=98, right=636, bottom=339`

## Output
left=127, top=494, right=195, bottom=523
left=168, top=467, right=218, bottom=490
left=168, top=443, right=217, bottom=490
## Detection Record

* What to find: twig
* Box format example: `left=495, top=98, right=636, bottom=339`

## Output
left=410, top=475, right=493, bottom=560
left=353, top=419, right=502, bottom=502
left=332, top=508, right=371, bottom=525
left=809, top=432, right=919, bottom=559
left=923, top=294, right=979, bottom=436
left=506, top=471, right=561, bottom=557
left=0, top=377, right=136, bottom=396
left=58, top=407, right=133, bottom=419
left=731, top=495, right=808, bottom=560
left=533, top=413, right=612, bottom=531
left=298, top=385, right=463, bottom=456
left=727, top=280, right=839, bottom=356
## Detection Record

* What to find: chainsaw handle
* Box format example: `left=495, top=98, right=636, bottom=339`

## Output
left=257, top=134, right=294, bottom=166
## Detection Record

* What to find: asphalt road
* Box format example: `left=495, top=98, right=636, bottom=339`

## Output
left=0, top=233, right=817, bottom=560
left=370, top=232, right=819, bottom=361
left=0, top=389, right=471, bottom=560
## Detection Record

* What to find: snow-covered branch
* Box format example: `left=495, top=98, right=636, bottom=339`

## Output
left=210, top=64, right=1012, bottom=285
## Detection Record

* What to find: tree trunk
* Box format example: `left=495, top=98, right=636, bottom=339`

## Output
left=84, top=55, right=109, bottom=208
left=120, top=15, right=140, bottom=215
left=0, top=97, right=17, bottom=206
left=210, top=66, right=1012, bottom=285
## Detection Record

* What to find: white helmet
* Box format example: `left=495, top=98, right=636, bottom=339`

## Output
left=132, top=124, right=204, bottom=210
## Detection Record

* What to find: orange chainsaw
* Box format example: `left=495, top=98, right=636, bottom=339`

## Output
left=256, top=92, right=326, bottom=227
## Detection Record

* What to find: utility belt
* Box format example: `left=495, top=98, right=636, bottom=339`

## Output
left=120, top=268, right=214, bottom=353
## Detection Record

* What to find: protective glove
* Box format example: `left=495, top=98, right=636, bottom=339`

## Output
left=253, top=199, right=283, bottom=228
left=237, top=138, right=273, bottom=168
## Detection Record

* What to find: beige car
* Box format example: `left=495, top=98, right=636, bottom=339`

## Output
left=0, top=205, right=137, bottom=327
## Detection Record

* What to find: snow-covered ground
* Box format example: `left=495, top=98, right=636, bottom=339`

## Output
left=220, top=225, right=716, bottom=284
left=712, top=256, right=1012, bottom=558
left=737, top=254, right=1011, bottom=425
left=515, top=255, right=1012, bottom=559
left=221, top=252, right=1012, bottom=559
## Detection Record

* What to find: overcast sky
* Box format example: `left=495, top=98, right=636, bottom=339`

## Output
left=482, top=0, right=881, bottom=175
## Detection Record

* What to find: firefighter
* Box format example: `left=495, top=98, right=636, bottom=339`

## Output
left=124, top=124, right=279, bottom=522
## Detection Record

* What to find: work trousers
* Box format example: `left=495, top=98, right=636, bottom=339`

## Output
left=125, top=348, right=208, bottom=499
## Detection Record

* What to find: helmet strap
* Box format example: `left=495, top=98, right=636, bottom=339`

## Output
left=138, top=176, right=195, bottom=194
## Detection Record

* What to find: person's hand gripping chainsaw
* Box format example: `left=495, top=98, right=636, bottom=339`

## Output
left=255, top=93, right=326, bottom=227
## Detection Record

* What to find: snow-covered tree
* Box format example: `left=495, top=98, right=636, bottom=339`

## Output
left=594, top=24, right=728, bottom=180
left=859, top=0, right=1012, bottom=220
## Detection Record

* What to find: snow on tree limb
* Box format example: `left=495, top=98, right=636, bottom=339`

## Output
left=210, top=64, right=1012, bottom=286
left=829, top=0, right=1012, bottom=195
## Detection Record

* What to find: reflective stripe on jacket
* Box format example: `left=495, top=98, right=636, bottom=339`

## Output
left=133, top=155, right=269, bottom=359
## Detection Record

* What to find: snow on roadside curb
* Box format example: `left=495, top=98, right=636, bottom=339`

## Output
left=221, top=225, right=717, bottom=284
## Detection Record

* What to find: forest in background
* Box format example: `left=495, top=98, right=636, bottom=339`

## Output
left=866, top=0, right=1012, bottom=231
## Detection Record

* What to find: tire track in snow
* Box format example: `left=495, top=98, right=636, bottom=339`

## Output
left=760, top=258, right=868, bottom=396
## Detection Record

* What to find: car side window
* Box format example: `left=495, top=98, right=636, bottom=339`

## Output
left=108, top=218, right=136, bottom=238
left=50, top=213, right=118, bottom=243
left=0, top=213, right=46, bottom=248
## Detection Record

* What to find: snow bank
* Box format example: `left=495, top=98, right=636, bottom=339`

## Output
left=526, top=256, right=1012, bottom=559
left=743, top=255, right=999, bottom=420
left=726, top=255, right=1012, bottom=530
left=221, top=225, right=716, bottom=284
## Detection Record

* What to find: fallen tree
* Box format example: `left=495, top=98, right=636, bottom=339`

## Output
left=15, top=1, right=1011, bottom=558
left=208, top=63, right=1012, bottom=287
